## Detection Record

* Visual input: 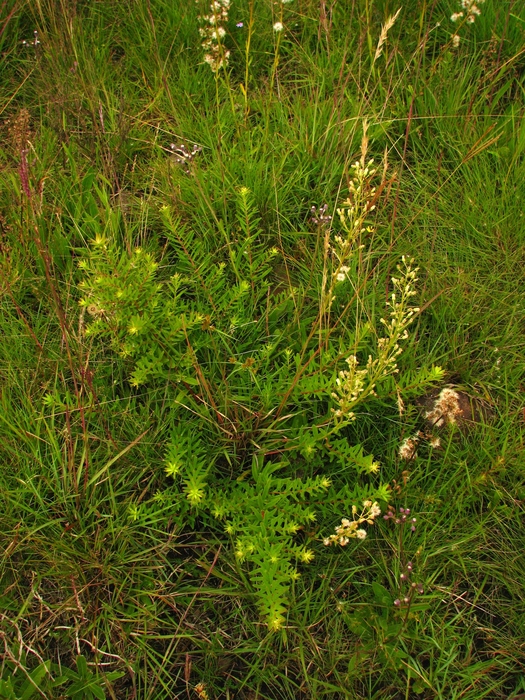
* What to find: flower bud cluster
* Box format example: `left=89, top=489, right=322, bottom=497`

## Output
left=170, top=143, right=201, bottom=173
left=380, top=256, right=419, bottom=340
left=332, top=354, right=374, bottom=421
left=383, top=505, right=417, bottom=532
left=310, top=204, right=332, bottom=228
left=323, top=500, right=381, bottom=547
left=393, top=560, right=424, bottom=608
left=22, top=30, right=41, bottom=48
left=198, top=0, right=230, bottom=73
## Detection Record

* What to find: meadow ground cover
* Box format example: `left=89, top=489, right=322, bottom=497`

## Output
left=1, top=0, right=525, bottom=698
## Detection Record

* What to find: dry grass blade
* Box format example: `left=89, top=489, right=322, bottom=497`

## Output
left=374, top=7, right=402, bottom=63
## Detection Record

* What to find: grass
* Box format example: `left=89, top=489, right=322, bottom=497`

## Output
left=1, top=0, right=525, bottom=698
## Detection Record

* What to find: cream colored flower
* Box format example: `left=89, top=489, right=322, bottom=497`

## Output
left=369, top=502, right=381, bottom=518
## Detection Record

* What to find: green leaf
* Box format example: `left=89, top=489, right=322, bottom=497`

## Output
left=0, top=678, right=16, bottom=700
left=372, top=581, right=393, bottom=607
left=19, top=661, right=52, bottom=699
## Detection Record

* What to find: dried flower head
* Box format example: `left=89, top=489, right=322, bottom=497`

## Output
left=194, top=683, right=209, bottom=700
left=7, top=108, right=32, bottom=152
left=425, top=387, right=462, bottom=428
left=399, top=436, right=418, bottom=461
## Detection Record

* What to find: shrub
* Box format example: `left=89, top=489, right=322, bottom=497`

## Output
left=76, top=144, right=441, bottom=629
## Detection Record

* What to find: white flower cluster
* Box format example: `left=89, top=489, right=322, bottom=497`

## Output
left=334, top=158, right=377, bottom=284
left=273, top=0, right=293, bottom=33
left=451, top=0, right=485, bottom=24
left=324, top=501, right=381, bottom=546
left=332, top=257, right=419, bottom=422
left=198, top=0, right=230, bottom=72
left=450, top=0, right=485, bottom=46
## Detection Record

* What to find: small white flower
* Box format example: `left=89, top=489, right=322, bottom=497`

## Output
left=273, top=21, right=284, bottom=32
left=356, top=529, right=367, bottom=540
left=452, top=34, right=460, bottom=47
left=451, top=12, right=463, bottom=21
